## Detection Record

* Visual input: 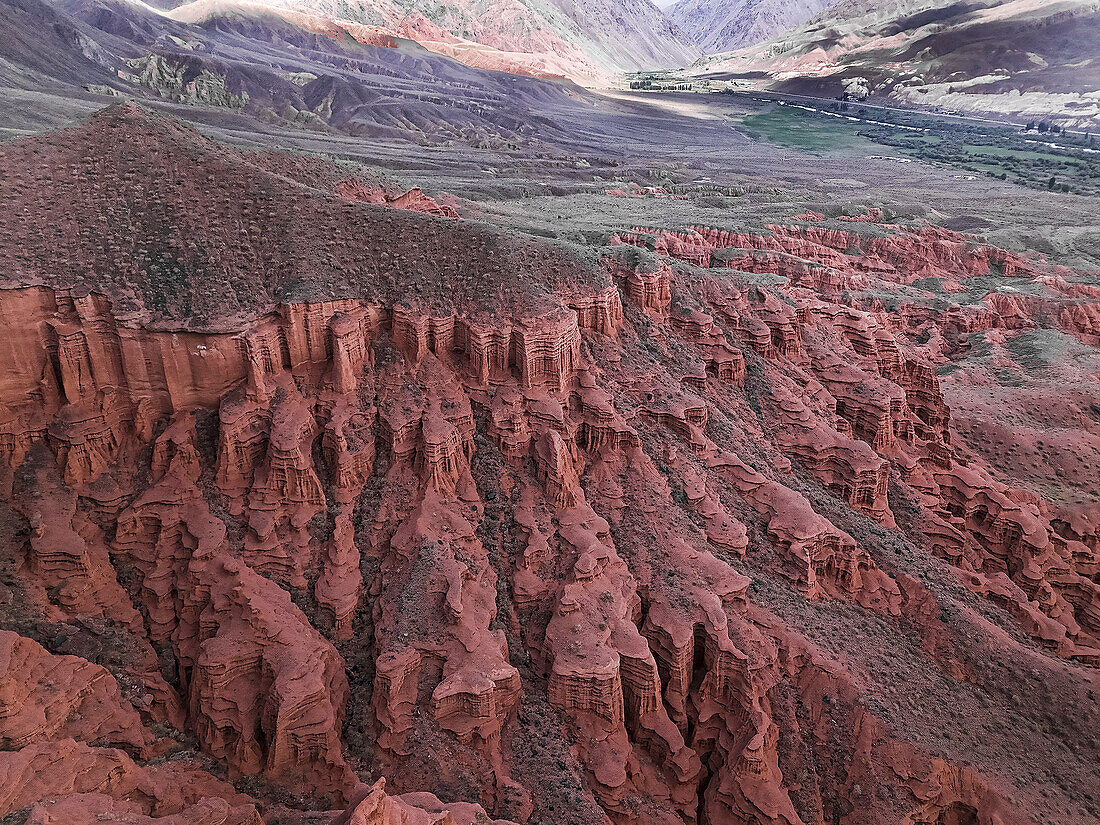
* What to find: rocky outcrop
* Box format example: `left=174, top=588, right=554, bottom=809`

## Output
left=368, top=355, right=522, bottom=788
left=1, top=741, right=139, bottom=815
left=178, top=552, right=356, bottom=799
left=605, top=250, right=673, bottom=317
left=1, top=245, right=1079, bottom=821
left=0, top=631, right=146, bottom=752
left=0, top=739, right=258, bottom=821
left=335, top=180, right=460, bottom=218
left=706, top=448, right=901, bottom=611
left=918, top=462, right=1100, bottom=655
left=391, top=303, right=589, bottom=391
left=768, top=388, right=893, bottom=524
left=332, top=778, right=519, bottom=825
left=229, top=379, right=325, bottom=586
left=371, top=492, right=521, bottom=756
left=115, top=423, right=357, bottom=801
left=24, top=795, right=258, bottom=825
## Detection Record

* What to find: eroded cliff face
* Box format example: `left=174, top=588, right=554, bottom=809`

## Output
left=1, top=110, right=1099, bottom=825
left=2, top=208, right=1099, bottom=825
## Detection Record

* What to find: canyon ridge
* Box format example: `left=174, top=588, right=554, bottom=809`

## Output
left=0, top=2, right=1098, bottom=825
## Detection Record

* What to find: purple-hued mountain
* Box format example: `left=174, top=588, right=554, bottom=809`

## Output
left=666, top=0, right=839, bottom=53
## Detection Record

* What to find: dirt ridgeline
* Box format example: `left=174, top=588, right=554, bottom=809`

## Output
left=0, top=103, right=606, bottom=332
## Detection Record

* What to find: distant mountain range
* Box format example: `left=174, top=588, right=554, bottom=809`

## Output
left=692, top=0, right=1100, bottom=128
left=163, top=0, right=701, bottom=78
left=3, top=0, right=1096, bottom=130
left=0, top=0, right=700, bottom=97
left=0, top=0, right=616, bottom=141
left=668, top=0, right=839, bottom=53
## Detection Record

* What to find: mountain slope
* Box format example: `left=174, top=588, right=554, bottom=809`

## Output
left=0, top=0, right=600, bottom=143
left=695, top=0, right=1100, bottom=128
left=165, top=0, right=608, bottom=81
left=0, top=0, right=119, bottom=88
left=168, top=0, right=700, bottom=76
left=667, top=0, right=839, bottom=53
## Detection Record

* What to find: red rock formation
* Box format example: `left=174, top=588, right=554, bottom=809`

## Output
left=114, top=421, right=357, bottom=800
left=767, top=387, right=893, bottom=525
left=24, top=795, right=260, bottom=825
left=180, top=554, right=355, bottom=799
left=3, top=111, right=1098, bottom=825
left=605, top=253, right=673, bottom=317
left=3, top=254, right=1081, bottom=821
left=390, top=303, right=586, bottom=390
left=332, top=778, right=519, bottom=825
left=0, top=740, right=139, bottom=815
left=371, top=491, right=521, bottom=755
left=0, top=631, right=147, bottom=751
left=336, top=179, right=460, bottom=218
left=0, top=739, right=259, bottom=820
left=364, top=355, right=523, bottom=806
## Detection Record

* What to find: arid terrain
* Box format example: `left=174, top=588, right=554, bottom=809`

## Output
left=692, top=0, right=1100, bottom=128
left=0, top=2, right=1099, bottom=824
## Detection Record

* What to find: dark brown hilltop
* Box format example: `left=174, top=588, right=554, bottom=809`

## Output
left=0, top=103, right=607, bottom=330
